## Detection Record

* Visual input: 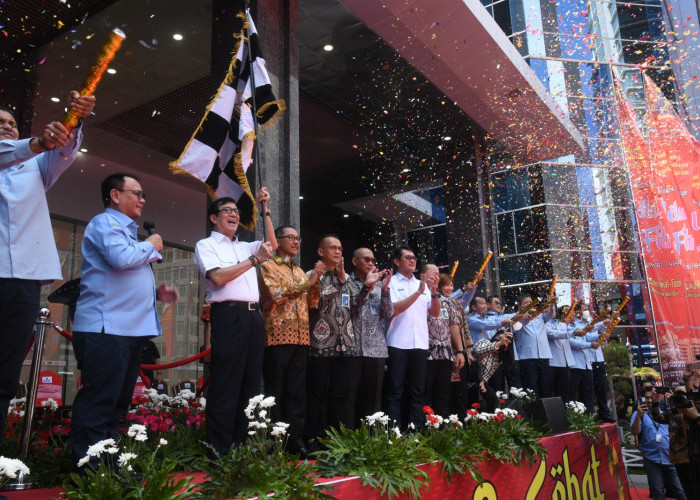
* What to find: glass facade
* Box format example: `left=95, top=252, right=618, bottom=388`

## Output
left=482, top=0, right=668, bottom=369
left=22, top=216, right=206, bottom=405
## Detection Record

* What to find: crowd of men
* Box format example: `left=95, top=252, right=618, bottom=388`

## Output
left=0, top=92, right=618, bottom=470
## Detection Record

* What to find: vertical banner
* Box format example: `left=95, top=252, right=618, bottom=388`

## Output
left=616, top=75, right=700, bottom=383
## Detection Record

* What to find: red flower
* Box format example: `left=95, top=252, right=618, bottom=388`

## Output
left=423, top=406, right=435, bottom=415
left=515, top=414, right=523, bottom=419
left=427, top=414, right=439, bottom=424
left=467, top=409, right=478, bottom=416
left=471, top=403, right=481, bottom=409
left=497, top=398, right=506, bottom=404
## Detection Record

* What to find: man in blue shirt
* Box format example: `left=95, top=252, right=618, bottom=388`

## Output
left=545, top=308, right=576, bottom=401
left=513, top=294, right=556, bottom=398
left=0, top=92, right=94, bottom=441
left=631, top=389, right=687, bottom=500
left=71, top=173, right=178, bottom=468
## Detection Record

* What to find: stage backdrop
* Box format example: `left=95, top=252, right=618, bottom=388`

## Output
left=616, top=74, right=700, bottom=384
left=319, top=424, right=629, bottom=499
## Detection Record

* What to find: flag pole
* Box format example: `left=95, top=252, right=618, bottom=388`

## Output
left=244, top=6, right=268, bottom=242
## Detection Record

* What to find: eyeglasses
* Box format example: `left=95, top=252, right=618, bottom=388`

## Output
left=218, top=206, right=239, bottom=215
left=361, top=257, right=376, bottom=263
left=279, top=235, right=301, bottom=242
left=402, top=255, right=417, bottom=261
left=323, top=245, right=343, bottom=252
left=116, top=189, right=146, bottom=200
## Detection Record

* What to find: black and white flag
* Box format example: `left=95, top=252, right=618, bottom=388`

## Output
left=170, top=9, right=285, bottom=230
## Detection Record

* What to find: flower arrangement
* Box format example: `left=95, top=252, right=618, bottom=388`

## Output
left=0, top=456, right=30, bottom=490
left=565, top=401, right=601, bottom=439
left=200, top=395, right=329, bottom=499
left=62, top=426, right=198, bottom=500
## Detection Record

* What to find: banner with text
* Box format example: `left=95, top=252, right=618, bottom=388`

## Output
left=616, top=75, right=700, bottom=383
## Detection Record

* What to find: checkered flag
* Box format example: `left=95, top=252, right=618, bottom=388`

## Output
left=170, top=9, right=285, bottom=230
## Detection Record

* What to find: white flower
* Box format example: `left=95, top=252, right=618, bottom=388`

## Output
left=198, top=397, right=207, bottom=410
left=177, top=389, right=196, bottom=400
left=377, top=413, right=390, bottom=426
left=41, top=398, right=58, bottom=411
left=86, top=439, right=118, bottom=458
left=566, top=401, right=586, bottom=415
left=159, top=438, right=168, bottom=446
left=117, top=453, right=137, bottom=467
left=77, top=456, right=90, bottom=468
left=260, top=396, right=275, bottom=409
left=407, top=422, right=416, bottom=430
left=127, top=424, right=147, bottom=438
left=271, top=426, right=287, bottom=437
left=259, top=410, right=267, bottom=419
left=248, top=430, right=256, bottom=436
left=134, top=434, right=148, bottom=442
left=392, top=427, right=402, bottom=439
left=448, top=414, right=460, bottom=424
left=495, top=391, right=508, bottom=400
left=0, top=457, right=30, bottom=478
left=365, top=411, right=385, bottom=427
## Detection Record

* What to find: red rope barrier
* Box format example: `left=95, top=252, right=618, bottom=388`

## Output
left=51, top=324, right=211, bottom=370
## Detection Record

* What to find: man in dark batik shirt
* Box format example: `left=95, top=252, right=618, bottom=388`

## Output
left=304, top=235, right=381, bottom=448
left=348, top=247, right=393, bottom=425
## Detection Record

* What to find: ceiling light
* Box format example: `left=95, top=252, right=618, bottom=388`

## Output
left=343, top=214, right=349, bottom=218
left=173, top=34, right=183, bottom=41
left=107, top=68, right=116, bottom=74
left=323, top=44, right=333, bottom=52
left=51, top=97, right=60, bottom=102
left=79, top=148, right=88, bottom=153
left=443, top=136, right=452, bottom=141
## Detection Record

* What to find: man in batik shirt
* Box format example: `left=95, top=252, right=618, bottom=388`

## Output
left=259, top=225, right=321, bottom=457
left=348, top=247, right=393, bottom=425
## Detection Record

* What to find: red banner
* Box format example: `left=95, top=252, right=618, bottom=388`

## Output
left=319, top=424, right=628, bottom=498
left=616, top=74, right=700, bottom=383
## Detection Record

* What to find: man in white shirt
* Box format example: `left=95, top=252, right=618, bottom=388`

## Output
left=385, top=246, right=440, bottom=429
left=194, top=189, right=276, bottom=455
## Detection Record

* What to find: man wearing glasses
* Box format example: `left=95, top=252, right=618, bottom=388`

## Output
left=0, top=92, right=94, bottom=443
left=71, top=173, right=179, bottom=469
left=258, top=226, right=322, bottom=457
left=385, top=246, right=440, bottom=429
left=194, top=190, right=276, bottom=456
left=348, top=247, right=393, bottom=424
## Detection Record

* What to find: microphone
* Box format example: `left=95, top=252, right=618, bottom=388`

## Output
left=143, top=221, right=163, bottom=263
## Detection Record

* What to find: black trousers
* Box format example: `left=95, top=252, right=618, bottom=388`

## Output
left=71, top=331, right=145, bottom=468
left=570, top=368, right=595, bottom=413
left=207, top=303, right=264, bottom=455
left=0, top=279, right=40, bottom=440
left=263, top=344, right=307, bottom=443
left=305, top=356, right=361, bottom=439
left=425, top=359, right=453, bottom=417
left=551, top=366, right=572, bottom=401
left=385, top=347, right=428, bottom=429
left=519, top=358, right=552, bottom=399
left=355, top=357, right=386, bottom=425
left=591, top=361, right=612, bottom=419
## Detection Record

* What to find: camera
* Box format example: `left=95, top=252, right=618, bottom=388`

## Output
left=669, top=390, right=695, bottom=409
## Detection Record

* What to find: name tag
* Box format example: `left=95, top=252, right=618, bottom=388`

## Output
left=440, top=308, right=449, bottom=320
left=656, top=433, right=662, bottom=442
left=341, top=294, right=350, bottom=308
left=370, top=303, right=378, bottom=315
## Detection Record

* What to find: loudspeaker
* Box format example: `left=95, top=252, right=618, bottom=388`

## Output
left=523, top=397, right=570, bottom=434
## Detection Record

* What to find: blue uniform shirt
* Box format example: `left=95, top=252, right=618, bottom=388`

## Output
left=467, top=312, right=509, bottom=343
left=73, top=208, right=162, bottom=337
left=0, top=131, right=82, bottom=282
left=631, top=410, right=671, bottom=464
left=514, top=312, right=553, bottom=360
left=546, top=319, right=574, bottom=367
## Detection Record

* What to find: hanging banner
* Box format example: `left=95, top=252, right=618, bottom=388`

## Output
left=616, top=75, right=700, bottom=383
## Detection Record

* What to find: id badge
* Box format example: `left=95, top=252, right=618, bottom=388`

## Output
left=440, top=308, right=449, bottom=320
left=341, top=293, right=350, bottom=308
left=656, top=433, right=662, bottom=443
left=369, top=303, right=378, bottom=315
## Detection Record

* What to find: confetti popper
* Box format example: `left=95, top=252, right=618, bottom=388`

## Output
left=548, top=275, right=558, bottom=296
left=517, top=298, right=540, bottom=315
left=563, top=299, right=578, bottom=322
left=472, top=251, right=492, bottom=284
left=450, top=261, right=459, bottom=278
left=581, top=308, right=611, bottom=334
left=527, top=297, right=557, bottom=319
left=62, top=28, right=126, bottom=133
left=615, top=297, right=629, bottom=314
left=600, top=318, right=622, bottom=342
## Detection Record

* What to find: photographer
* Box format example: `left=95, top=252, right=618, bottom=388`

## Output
left=650, top=386, right=700, bottom=500
left=632, top=388, right=687, bottom=500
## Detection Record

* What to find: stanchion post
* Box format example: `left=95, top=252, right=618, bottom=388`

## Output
left=20, top=308, right=51, bottom=459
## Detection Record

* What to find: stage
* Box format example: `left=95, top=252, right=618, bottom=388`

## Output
left=2, top=424, right=629, bottom=499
